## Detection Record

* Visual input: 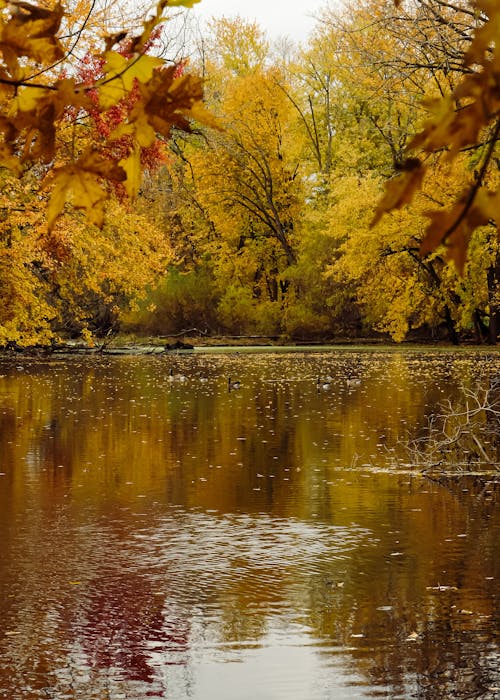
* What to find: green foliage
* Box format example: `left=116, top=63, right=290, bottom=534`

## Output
left=123, top=266, right=220, bottom=335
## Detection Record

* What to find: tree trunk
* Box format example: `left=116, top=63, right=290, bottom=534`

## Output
left=444, top=305, right=460, bottom=345
left=487, top=247, right=500, bottom=345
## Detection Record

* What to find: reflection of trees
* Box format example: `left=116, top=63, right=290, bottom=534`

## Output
left=0, top=352, right=499, bottom=698
left=79, top=568, right=189, bottom=685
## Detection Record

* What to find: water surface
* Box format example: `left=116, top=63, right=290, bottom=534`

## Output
left=0, top=349, right=498, bottom=699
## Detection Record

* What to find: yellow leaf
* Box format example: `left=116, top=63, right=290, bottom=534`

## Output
left=15, top=85, right=48, bottom=112
left=134, top=113, right=156, bottom=147
left=111, top=106, right=156, bottom=147
left=421, top=202, right=464, bottom=257
left=79, top=149, right=126, bottom=182
left=0, top=142, right=21, bottom=174
left=421, top=191, right=491, bottom=274
left=371, top=161, right=425, bottom=226
left=168, top=0, right=201, bottom=5
left=119, top=146, right=142, bottom=198
left=0, top=2, right=64, bottom=64
left=408, top=96, right=455, bottom=153
left=189, top=100, right=222, bottom=130
left=44, top=166, right=108, bottom=230
left=98, top=52, right=163, bottom=109
left=53, top=78, right=91, bottom=113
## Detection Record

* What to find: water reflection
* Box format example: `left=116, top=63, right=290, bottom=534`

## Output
left=0, top=350, right=499, bottom=699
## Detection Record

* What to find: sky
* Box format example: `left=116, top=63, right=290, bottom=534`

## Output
left=190, top=0, right=330, bottom=43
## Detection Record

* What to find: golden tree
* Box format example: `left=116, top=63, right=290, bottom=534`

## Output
left=0, top=0, right=216, bottom=345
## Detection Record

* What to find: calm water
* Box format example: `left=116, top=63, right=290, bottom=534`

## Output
left=0, top=348, right=498, bottom=700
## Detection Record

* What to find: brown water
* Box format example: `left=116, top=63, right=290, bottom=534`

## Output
left=0, top=349, right=498, bottom=700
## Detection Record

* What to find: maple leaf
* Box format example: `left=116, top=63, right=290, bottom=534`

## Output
left=15, top=85, right=48, bottom=112
left=464, top=0, right=500, bottom=68
left=45, top=167, right=107, bottom=229
left=371, top=159, right=425, bottom=226
left=44, top=150, right=126, bottom=230
left=52, top=78, right=92, bottom=114
left=0, top=2, right=64, bottom=65
left=77, top=149, right=126, bottom=182
left=421, top=190, right=491, bottom=274
left=119, top=146, right=141, bottom=197
left=138, top=68, right=219, bottom=139
left=98, top=52, right=163, bottom=109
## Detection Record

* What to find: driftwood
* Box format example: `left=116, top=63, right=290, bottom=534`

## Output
left=393, top=380, right=500, bottom=475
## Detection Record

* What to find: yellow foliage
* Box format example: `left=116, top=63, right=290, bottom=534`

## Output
left=98, top=52, right=164, bottom=109
left=0, top=2, right=64, bottom=67
left=375, top=0, right=500, bottom=272
left=44, top=149, right=126, bottom=229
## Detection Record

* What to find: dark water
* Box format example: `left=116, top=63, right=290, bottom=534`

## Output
left=0, top=348, right=498, bottom=700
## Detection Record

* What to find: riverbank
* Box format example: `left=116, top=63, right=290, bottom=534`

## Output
left=2, top=333, right=498, bottom=356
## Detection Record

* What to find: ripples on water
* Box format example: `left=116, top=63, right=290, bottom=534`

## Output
left=0, top=348, right=498, bottom=699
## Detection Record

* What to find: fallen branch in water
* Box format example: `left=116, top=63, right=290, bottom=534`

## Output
left=394, top=380, right=500, bottom=474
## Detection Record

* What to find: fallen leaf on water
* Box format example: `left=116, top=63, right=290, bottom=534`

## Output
left=426, top=585, right=458, bottom=591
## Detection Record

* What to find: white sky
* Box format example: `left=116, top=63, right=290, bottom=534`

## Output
left=190, top=0, right=330, bottom=43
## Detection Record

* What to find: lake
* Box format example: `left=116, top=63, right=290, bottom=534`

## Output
left=0, top=348, right=498, bottom=699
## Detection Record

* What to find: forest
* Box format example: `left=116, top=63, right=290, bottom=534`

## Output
left=0, top=0, right=499, bottom=347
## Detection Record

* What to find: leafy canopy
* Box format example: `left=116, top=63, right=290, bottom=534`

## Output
left=0, top=0, right=216, bottom=229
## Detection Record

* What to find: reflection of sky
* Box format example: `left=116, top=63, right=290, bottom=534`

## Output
left=161, top=626, right=373, bottom=700
left=59, top=511, right=372, bottom=699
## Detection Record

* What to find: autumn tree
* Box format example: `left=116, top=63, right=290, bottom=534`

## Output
left=372, top=0, right=500, bottom=342
left=290, top=0, right=496, bottom=343
left=0, top=0, right=214, bottom=346
left=140, top=18, right=305, bottom=337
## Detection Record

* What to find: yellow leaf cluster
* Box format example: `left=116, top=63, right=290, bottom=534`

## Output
left=0, top=0, right=213, bottom=231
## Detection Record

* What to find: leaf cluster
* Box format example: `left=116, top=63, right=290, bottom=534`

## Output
left=0, top=0, right=215, bottom=230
